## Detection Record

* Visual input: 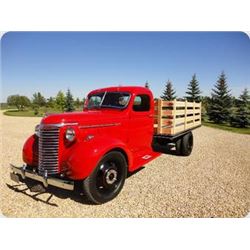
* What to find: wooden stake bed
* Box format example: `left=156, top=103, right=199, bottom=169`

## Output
left=154, top=99, right=201, bottom=135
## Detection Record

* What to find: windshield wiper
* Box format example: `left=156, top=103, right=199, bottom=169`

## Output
left=99, top=91, right=107, bottom=106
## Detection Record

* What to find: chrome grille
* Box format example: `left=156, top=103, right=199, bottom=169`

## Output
left=38, top=126, right=60, bottom=175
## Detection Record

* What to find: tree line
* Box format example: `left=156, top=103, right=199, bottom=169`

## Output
left=6, top=72, right=250, bottom=128
left=146, top=72, right=250, bottom=128
left=7, top=89, right=84, bottom=114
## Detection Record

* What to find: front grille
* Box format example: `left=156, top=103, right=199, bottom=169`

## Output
left=38, top=126, right=60, bottom=176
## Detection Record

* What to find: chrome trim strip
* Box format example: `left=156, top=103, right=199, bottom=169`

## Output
left=79, top=123, right=121, bottom=129
left=39, top=122, right=78, bottom=129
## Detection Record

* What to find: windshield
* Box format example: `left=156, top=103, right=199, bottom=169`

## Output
left=87, top=92, right=130, bottom=109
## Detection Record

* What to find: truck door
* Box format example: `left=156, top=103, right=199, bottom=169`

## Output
left=129, top=94, right=154, bottom=153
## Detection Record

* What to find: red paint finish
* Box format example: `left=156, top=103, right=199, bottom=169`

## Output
left=23, top=86, right=161, bottom=180
left=23, top=135, right=38, bottom=166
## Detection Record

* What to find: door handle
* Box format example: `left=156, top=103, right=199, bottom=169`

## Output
left=148, top=114, right=154, bottom=118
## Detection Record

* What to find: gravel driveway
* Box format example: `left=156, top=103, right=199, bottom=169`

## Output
left=1, top=111, right=249, bottom=217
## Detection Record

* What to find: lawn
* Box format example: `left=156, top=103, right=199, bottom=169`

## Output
left=4, top=109, right=45, bottom=117
left=202, top=121, right=250, bottom=135
left=3, top=107, right=83, bottom=117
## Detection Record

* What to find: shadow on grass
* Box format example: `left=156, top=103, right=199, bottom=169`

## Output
left=6, top=167, right=146, bottom=207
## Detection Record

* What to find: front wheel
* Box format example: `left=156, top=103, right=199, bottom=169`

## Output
left=83, top=151, right=127, bottom=204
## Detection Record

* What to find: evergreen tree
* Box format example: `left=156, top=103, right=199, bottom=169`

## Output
left=200, top=96, right=211, bottom=121
left=55, top=91, right=66, bottom=111
left=230, top=88, right=250, bottom=128
left=161, top=80, right=176, bottom=100
left=208, top=72, right=232, bottom=124
left=185, top=74, right=201, bottom=102
left=65, top=89, right=75, bottom=112
left=46, top=97, right=55, bottom=108
left=74, top=97, right=81, bottom=110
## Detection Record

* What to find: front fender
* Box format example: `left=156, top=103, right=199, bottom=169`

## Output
left=23, top=134, right=38, bottom=166
left=65, top=135, right=133, bottom=180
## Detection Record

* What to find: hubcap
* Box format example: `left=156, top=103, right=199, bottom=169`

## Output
left=96, top=162, right=120, bottom=193
left=105, top=169, right=118, bottom=185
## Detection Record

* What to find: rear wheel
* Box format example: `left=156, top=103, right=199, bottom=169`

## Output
left=180, top=132, right=193, bottom=156
left=175, top=132, right=193, bottom=156
left=83, top=151, right=127, bottom=204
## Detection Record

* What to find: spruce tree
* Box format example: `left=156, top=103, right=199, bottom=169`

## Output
left=230, top=88, right=250, bottom=128
left=185, top=74, right=201, bottom=102
left=75, top=97, right=81, bottom=109
left=47, top=97, right=55, bottom=108
left=65, top=89, right=75, bottom=112
left=208, top=72, right=232, bottom=124
left=161, top=80, right=176, bottom=100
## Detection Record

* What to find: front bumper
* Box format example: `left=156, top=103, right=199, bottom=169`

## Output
left=9, top=164, right=74, bottom=191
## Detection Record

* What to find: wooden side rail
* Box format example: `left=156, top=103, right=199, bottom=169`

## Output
left=154, top=99, right=201, bottom=135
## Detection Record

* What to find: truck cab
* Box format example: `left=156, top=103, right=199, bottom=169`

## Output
left=10, top=86, right=200, bottom=204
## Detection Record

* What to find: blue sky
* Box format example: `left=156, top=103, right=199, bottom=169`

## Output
left=1, top=32, right=250, bottom=102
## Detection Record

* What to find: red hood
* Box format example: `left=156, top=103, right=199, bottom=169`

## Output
left=41, top=109, right=127, bottom=126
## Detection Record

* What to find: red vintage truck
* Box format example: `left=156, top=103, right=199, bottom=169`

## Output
left=10, top=86, right=201, bottom=204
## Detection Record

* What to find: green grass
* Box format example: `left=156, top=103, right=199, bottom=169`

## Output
left=4, top=109, right=45, bottom=117
left=3, top=107, right=83, bottom=117
left=202, top=121, right=250, bottom=135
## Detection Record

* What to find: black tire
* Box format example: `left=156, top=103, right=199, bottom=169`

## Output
left=181, top=132, right=193, bottom=156
left=83, top=151, right=127, bottom=204
left=175, top=137, right=182, bottom=155
left=174, top=132, right=193, bottom=156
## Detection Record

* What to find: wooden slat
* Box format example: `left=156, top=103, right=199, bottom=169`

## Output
left=186, top=121, right=201, bottom=129
left=175, top=101, right=186, bottom=107
left=186, top=102, right=194, bottom=107
left=194, top=102, right=201, bottom=107
left=186, top=109, right=196, bottom=114
left=161, top=118, right=173, bottom=126
left=175, top=117, right=185, bottom=124
left=161, top=109, right=173, bottom=116
left=186, top=122, right=195, bottom=129
left=161, top=127, right=173, bottom=135
left=173, top=125, right=185, bottom=134
left=162, top=101, right=174, bottom=107
left=162, top=109, right=187, bottom=116
left=186, top=114, right=201, bottom=122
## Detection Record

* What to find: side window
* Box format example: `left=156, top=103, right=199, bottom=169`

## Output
left=133, top=94, right=150, bottom=112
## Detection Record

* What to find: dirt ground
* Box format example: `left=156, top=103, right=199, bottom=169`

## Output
left=0, top=111, right=249, bottom=217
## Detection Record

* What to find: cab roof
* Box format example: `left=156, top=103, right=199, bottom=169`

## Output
left=88, top=86, right=153, bottom=96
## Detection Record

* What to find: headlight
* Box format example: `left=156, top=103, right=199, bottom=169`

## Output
left=35, top=124, right=40, bottom=137
left=65, top=128, right=76, bottom=142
